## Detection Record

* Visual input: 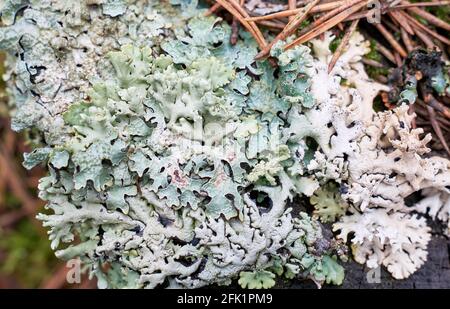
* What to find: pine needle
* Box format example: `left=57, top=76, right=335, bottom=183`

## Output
left=389, top=11, right=414, bottom=35
left=288, top=0, right=297, bottom=21
left=328, top=19, right=359, bottom=73
left=374, top=41, right=397, bottom=64
left=246, top=1, right=345, bottom=22
left=215, top=0, right=267, bottom=49
left=231, top=0, right=245, bottom=45
left=403, top=12, right=450, bottom=45
left=374, top=23, right=408, bottom=58
left=284, top=0, right=367, bottom=50
left=391, top=1, right=450, bottom=10
left=407, top=6, right=450, bottom=31
left=205, top=2, right=222, bottom=16
left=255, top=0, right=320, bottom=59
left=400, top=27, right=414, bottom=52
left=228, top=0, right=267, bottom=46
left=426, top=104, right=450, bottom=156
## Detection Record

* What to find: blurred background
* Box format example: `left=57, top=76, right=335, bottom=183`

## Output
left=0, top=52, right=95, bottom=289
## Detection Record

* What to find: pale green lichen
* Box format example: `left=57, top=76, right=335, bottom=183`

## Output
left=1, top=1, right=345, bottom=289
left=310, top=183, right=348, bottom=223
left=3, top=0, right=450, bottom=288
left=238, top=270, right=276, bottom=289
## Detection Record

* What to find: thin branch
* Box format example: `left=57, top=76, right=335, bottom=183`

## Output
left=407, top=6, right=450, bottom=32
left=394, top=52, right=403, bottom=66
left=228, top=0, right=267, bottom=46
left=374, top=23, right=407, bottom=58
left=257, top=20, right=287, bottom=30
left=231, top=0, right=245, bottom=45
left=246, top=1, right=345, bottom=22
left=426, top=104, right=450, bottom=156
left=205, top=2, right=222, bottom=16
left=296, top=0, right=365, bottom=37
left=328, top=19, right=359, bottom=73
left=426, top=94, right=450, bottom=119
left=383, top=18, right=401, bottom=34
left=403, top=12, right=450, bottom=45
left=400, top=27, right=414, bottom=52
left=215, top=0, right=266, bottom=49
left=344, top=10, right=371, bottom=22
left=374, top=41, right=397, bottom=64
left=362, top=57, right=385, bottom=68
left=437, top=115, right=450, bottom=128
left=391, top=1, right=450, bottom=10
left=0, top=147, right=37, bottom=216
left=288, top=0, right=297, bottom=21
left=414, top=28, right=436, bottom=49
left=255, top=0, right=320, bottom=59
left=389, top=11, right=414, bottom=35
left=284, top=0, right=368, bottom=49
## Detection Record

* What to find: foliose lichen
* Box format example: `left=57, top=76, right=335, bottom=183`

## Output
left=2, top=0, right=450, bottom=287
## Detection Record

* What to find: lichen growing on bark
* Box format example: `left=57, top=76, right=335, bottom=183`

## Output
left=1, top=0, right=450, bottom=288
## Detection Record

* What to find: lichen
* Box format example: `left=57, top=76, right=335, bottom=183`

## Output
left=310, top=182, right=348, bottom=223
left=2, top=0, right=450, bottom=288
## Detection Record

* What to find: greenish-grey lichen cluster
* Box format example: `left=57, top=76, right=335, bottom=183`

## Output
left=2, top=0, right=450, bottom=287
left=1, top=0, right=346, bottom=288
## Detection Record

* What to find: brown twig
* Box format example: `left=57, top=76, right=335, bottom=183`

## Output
left=231, top=0, right=245, bottom=45
left=400, top=27, right=414, bottom=53
left=247, top=0, right=450, bottom=22
left=344, top=10, right=371, bottom=22
left=374, top=41, right=397, bottom=64
left=284, top=0, right=368, bottom=49
left=257, top=20, right=287, bottom=30
left=394, top=52, right=403, bottom=66
left=437, top=115, right=450, bottom=128
left=246, top=1, right=345, bottom=21
left=297, top=0, right=365, bottom=36
left=255, top=0, right=320, bottom=59
left=229, top=0, right=267, bottom=46
left=374, top=23, right=407, bottom=58
left=403, top=12, right=450, bottom=45
left=362, top=57, right=386, bottom=68
left=328, top=19, right=359, bottom=73
left=205, top=2, right=222, bottom=16
left=426, top=104, right=450, bottom=156
left=389, top=11, right=414, bottom=35
left=0, top=145, right=41, bottom=223
left=426, top=94, right=450, bottom=120
left=407, top=6, right=450, bottom=32
left=391, top=1, right=450, bottom=10
left=374, top=74, right=388, bottom=83
left=414, top=28, right=436, bottom=49
left=288, top=0, right=297, bottom=21
left=215, top=0, right=266, bottom=49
